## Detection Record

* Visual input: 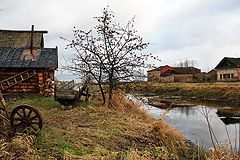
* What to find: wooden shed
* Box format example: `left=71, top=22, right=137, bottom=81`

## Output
left=0, top=26, right=58, bottom=95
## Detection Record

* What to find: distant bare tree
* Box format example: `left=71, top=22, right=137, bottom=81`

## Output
left=174, top=59, right=197, bottom=67
left=62, top=7, right=158, bottom=106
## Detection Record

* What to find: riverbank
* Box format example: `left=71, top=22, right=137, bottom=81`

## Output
left=133, top=82, right=240, bottom=105
left=0, top=93, right=205, bottom=160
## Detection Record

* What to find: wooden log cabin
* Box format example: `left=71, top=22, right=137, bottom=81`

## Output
left=0, top=26, right=58, bottom=95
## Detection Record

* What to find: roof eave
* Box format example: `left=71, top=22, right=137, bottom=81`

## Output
left=0, top=29, right=48, bottom=34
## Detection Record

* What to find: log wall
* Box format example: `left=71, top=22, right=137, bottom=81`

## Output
left=0, top=68, right=55, bottom=95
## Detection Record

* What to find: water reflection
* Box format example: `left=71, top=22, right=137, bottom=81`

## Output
left=138, top=96, right=240, bottom=150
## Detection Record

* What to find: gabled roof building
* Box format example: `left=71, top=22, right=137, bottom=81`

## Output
left=147, top=65, right=200, bottom=82
left=215, top=57, right=240, bottom=81
left=0, top=26, right=58, bottom=95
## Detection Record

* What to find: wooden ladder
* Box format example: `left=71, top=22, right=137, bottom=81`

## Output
left=0, top=70, right=38, bottom=91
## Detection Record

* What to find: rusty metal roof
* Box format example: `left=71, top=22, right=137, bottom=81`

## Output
left=147, top=65, right=170, bottom=72
left=148, top=65, right=200, bottom=74
left=0, top=47, right=58, bottom=69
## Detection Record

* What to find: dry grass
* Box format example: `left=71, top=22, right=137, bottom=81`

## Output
left=0, top=133, right=39, bottom=160
left=25, top=92, right=156, bottom=159
left=150, top=119, right=186, bottom=149
left=207, top=145, right=240, bottom=160
left=0, top=91, right=207, bottom=159
left=134, top=82, right=240, bottom=103
left=145, top=119, right=188, bottom=160
left=111, top=90, right=153, bottom=121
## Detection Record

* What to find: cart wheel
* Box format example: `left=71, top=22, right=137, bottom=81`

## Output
left=0, top=108, right=4, bottom=124
left=0, top=107, right=4, bottom=113
left=10, top=105, right=43, bottom=134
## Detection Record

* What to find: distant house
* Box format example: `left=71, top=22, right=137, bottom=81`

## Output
left=215, top=57, right=240, bottom=81
left=196, top=69, right=217, bottom=82
left=147, top=65, right=201, bottom=82
left=0, top=26, right=58, bottom=95
left=207, top=69, right=217, bottom=81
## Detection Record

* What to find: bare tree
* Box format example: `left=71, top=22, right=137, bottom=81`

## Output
left=174, top=59, right=197, bottom=67
left=63, top=7, right=158, bottom=106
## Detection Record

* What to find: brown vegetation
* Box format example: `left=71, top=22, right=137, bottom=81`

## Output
left=0, top=133, right=38, bottom=160
left=133, top=82, right=240, bottom=103
left=1, top=89, right=239, bottom=159
left=0, top=92, right=196, bottom=160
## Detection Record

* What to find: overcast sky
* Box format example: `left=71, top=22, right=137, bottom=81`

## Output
left=1, top=0, right=240, bottom=81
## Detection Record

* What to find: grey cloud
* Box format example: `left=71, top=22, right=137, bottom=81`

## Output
left=1, top=0, right=240, bottom=80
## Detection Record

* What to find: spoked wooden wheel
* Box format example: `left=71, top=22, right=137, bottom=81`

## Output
left=10, top=105, right=43, bottom=134
left=0, top=107, right=4, bottom=113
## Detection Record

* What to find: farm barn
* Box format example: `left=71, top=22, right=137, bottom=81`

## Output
left=147, top=65, right=201, bottom=82
left=0, top=26, right=58, bottom=95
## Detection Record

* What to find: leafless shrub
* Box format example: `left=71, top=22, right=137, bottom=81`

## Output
left=62, top=7, right=159, bottom=106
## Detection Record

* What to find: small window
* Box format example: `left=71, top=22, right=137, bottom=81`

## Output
left=227, top=74, right=230, bottom=78
left=223, top=74, right=226, bottom=78
left=220, top=74, right=222, bottom=79
left=231, top=74, right=234, bottom=78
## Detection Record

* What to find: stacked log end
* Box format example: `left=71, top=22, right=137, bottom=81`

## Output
left=38, top=72, right=44, bottom=95
left=0, top=69, right=55, bottom=95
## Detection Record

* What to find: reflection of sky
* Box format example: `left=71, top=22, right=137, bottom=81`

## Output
left=141, top=102, right=240, bottom=150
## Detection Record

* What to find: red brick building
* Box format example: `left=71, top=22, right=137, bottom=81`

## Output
left=147, top=65, right=201, bottom=82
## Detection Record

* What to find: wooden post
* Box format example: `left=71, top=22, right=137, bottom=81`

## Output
left=0, top=91, right=10, bottom=120
left=30, top=25, right=34, bottom=56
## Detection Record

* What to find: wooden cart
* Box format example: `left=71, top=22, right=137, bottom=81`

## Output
left=0, top=91, right=43, bottom=134
left=54, top=80, right=90, bottom=106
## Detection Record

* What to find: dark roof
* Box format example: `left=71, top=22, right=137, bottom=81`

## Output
left=0, top=47, right=58, bottom=68
left=0, top=29, right=47, bottom=48
left=172, top=67, right=200, bottom=74
left=215, top=57, right=240, bottom=69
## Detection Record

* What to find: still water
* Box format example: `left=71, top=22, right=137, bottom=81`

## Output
left=132, top=95, right=240, bottom=150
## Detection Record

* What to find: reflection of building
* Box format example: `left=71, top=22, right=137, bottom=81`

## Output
left=216, top=109, right=240, bottom=125
left=215, top=57, right=240, bottom=81
left=147, top=65, right=200, bottom=82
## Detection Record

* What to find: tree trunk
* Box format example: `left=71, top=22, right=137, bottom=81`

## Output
left=98, top=83, right=106, bottom=105
left=108, top=72, right=114, bottom=107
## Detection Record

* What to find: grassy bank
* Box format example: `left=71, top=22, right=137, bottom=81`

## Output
left=0, top=92, right=207, bottom=160
left=133, top=82, right=240, bottom=104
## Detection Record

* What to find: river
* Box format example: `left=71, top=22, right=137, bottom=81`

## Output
left=130, top=95, right=240, bottom=151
